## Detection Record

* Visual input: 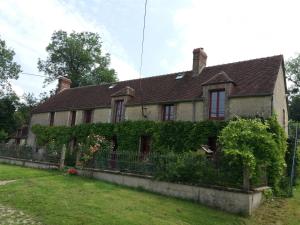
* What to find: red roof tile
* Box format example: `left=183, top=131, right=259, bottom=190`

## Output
left=32, top=55, right=283, bottom=113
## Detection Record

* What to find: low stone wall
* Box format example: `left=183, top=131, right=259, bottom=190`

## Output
left=0, top=157, right=266, bottom=215
left=0, top=156, right=58, bottom=170
left=77, top=168, right=265, bottom=215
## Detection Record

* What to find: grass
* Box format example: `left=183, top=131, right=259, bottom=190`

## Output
left=0, top=164, right=299, bottom=225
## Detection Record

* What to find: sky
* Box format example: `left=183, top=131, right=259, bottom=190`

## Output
left=0, top=0, right=300, bottom=98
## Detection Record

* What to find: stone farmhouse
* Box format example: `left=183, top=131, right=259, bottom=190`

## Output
left=27, top=48, right=288, bottom=146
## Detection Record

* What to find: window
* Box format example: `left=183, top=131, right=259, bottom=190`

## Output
left=114, top=100, right=124, bottom=123
left=49, top=112, right=55, bottom=126
left=209, top=90, right=225, bottom=119
left=83, top=110, right=93, bottom=124
left=70, top=111, right=76, bottom=126
left=163, top=104, right=175, bottom=121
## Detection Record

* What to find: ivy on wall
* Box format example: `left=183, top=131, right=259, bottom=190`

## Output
left=32, top=120, right=227, bottom=153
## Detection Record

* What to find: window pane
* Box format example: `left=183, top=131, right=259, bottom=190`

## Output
left=115, top=100, right=124, bottom=122
left=218, top=91, right=225, bottom=117
left=50, top=112, right=55, bottom=126
left=163, top=105, right=174, bottom=121
left=85, top=110, right=92, bottom=123
left=169, top=105, right=174, bottom=120
left=210, top=92, right=217, bottom=117
left=71, top=111, right=76, bottom=126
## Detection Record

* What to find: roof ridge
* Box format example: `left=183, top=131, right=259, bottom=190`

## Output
left=65, top=70, right=192, bottom=91
left=207, top=54, right=283, bottom=68
left=52, top=55, right=283, bottom=93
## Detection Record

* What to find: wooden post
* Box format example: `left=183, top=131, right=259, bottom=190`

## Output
left=59, top=144, right=66, bottom=170
left=243, top=167, right=250, bottom=191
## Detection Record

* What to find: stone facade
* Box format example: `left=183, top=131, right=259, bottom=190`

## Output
left=272, top=65, right=288, bottom=133
left=27, top=59, right=289, bottom=146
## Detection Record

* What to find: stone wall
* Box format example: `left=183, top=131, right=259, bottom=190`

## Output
left=229, top=96, right=272, bottom=118
left=0, top=157, right=58, bottom=169
left=77, top=168, right=264, bottom=215
left=53, top=111, right=69, bottom=126
left=27, top=113, right=49, bottom=147
left=93, top=108, right=111, bottom=123
left=272, top=65, right=289, bottom=133
left=126, top=105, right=161, bottom=121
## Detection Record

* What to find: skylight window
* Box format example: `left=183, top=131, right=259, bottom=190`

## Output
left=175, top=73, right=184, bottom=79
left=109, top=84, right=116, bottom=89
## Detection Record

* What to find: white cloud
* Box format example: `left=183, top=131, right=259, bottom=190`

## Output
left=10, top=82, right=24, bottom=98
left=171, top=0, right=300, bottom=70
left=0, top=0, right=139, bottom=96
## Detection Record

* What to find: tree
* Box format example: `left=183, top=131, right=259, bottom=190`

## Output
left=0, top=93, right=20, bottom=135
left=14, top=93, right=39, bottom=126
left=0, top=37, right=22, bottom=94
left=38, top=30, right=117, bottom=88
left=289, top=95, right=300, bottom=121
left=286, top=54, right=300, bottom=94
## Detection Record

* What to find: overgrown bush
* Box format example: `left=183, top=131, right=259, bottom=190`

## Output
left=0, top=129, right=8, bottom=143
left=155, top=151, right=244, bottom=188
left=219, top=117, right=287, bottom=193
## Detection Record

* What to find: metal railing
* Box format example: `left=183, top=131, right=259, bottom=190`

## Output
left=0, top=144, right=60, bottom=164
left=0, top=144, right=267, bottom=190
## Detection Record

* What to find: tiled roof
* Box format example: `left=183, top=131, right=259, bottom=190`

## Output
left=201, top=71, right=235, bottom=86
left=32, top=55, right=283, bottom=113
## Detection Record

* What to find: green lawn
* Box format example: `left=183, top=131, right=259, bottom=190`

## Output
left=0, top=164, right=299, bottom=225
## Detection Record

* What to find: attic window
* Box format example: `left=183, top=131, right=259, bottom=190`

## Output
left=109, top=84, right=116, bottom=89
left=175, top=73, right=184, bottom=79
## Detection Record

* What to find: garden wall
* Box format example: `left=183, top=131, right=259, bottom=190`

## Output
left=0, top=156, right=58, bottom=169
left=77, top=168, right=265, bottom=215
left=0, top=157, right=266, bottom=215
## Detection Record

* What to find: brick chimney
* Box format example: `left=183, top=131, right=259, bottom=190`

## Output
left=57, top=76, right=72, bottom=93
left=192, top=48, right=207, bottom=76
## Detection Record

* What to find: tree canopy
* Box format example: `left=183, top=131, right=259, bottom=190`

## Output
left=0, top=37, right=22, bottom=94
left=289, top=95, right=300, bottom=121
left=38, top=30, right=117, bottom=88
left=286, top=54, right=300, bottom=94
left=0, top=91, right=39, bottom=142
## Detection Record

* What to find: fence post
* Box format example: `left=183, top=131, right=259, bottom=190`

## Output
left=59, top=144, right=66, bottom=170
left=75, top=151, right=81, bottom=167
left=243, top=167, right=250, bottom=191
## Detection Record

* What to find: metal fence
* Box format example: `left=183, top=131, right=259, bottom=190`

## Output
left=0, top=144, right=268, bottom=190
left=0, top=144, right=60, bottom=164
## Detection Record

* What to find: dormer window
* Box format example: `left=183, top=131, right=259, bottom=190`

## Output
left=209, top=90, right=225, bottom=120
left=114, top=100, right=124, bottom=123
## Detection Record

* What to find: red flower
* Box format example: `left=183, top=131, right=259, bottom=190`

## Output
left=67, top=168, right=78, bottom=175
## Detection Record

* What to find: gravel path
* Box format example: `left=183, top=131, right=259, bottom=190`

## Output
left=0, top=180, right=16, bottom=186
left=0, top=180, right=42, bottom=225
left=0, top=205, right=42, bottom=225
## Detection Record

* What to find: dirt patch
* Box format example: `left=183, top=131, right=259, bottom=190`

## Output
left=0, top=180, right=16, bottom=185
left=0, top=205, right=42, bottom=225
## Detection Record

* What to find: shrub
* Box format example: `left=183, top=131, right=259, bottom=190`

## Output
left=219, top=117, right=287, bottom=193
left=0, top=129, right=8, bottom=143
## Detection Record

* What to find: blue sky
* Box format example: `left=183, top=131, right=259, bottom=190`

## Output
left=0, top=0, right=299, bottom=98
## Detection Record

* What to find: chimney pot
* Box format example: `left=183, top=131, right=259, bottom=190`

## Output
left=193, top=48, right=207, bottom=76
left=57, top=76, right=72, bottom=93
